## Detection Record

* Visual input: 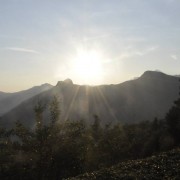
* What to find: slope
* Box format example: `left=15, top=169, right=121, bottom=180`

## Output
left=0, top=71, right=179, bottom=128
left=66, top=148, right=180, bottom=179
left=0, top=83, right=53, bottom=116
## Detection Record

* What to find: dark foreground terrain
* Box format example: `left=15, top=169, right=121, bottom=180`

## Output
left=67, top=148, right=180, bottom=180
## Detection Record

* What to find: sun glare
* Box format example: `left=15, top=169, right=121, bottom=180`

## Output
left=72, top=49, right=103, bottom=84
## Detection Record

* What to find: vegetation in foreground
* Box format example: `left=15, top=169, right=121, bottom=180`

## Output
left=67, top=148, right=180, bottom=180
left=0, top=81, right=180, bottom=179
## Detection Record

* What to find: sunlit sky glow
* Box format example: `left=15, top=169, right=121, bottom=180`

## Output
left=0, top=0, right=180, bottom=92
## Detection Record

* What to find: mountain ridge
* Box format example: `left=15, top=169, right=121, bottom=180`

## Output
left=0, top=83, right=53, bottom=116
left=0, top=71, right=179, bottom=128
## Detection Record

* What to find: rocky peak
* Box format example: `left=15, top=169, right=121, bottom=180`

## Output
left=56, top=79, right=73, bottom=87
left=140, top=71, right=167, bottom=79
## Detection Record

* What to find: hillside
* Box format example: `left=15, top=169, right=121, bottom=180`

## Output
left=0, top=71, right=179, bottom=128
left=0, top=83, right=53, bottom=116
left=67, top=148, right=180, bottom=180
left=0, top=91, right=11, bottom=101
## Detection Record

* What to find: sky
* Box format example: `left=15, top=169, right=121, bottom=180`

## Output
left=0, top=0, right=180, bottom=92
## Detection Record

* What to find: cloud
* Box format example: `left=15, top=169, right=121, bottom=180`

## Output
left=3, top=47, right=40, bottom=54
left=139, top=46, right=159, bottom=56
left=146, top=46, right=159, bottom=52
left=171, top=54, right=178, bottom=60
left=126, top=37, right=146, bottom=43
left=132, top=46, right=159, bottom=57
left=118, top=53, right=132, bottom=60
left=116, top=45, right=159, bottom=61
left=82, top=34, right=111, bottom=42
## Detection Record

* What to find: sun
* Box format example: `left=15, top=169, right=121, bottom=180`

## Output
left=72, top=49, right=103, bottom=84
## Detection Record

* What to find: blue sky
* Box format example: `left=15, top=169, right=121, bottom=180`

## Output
left=0, top=0, right=180, bottom=92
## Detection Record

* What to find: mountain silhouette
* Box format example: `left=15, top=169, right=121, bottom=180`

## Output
left=0, top=71, right=179, bottom=128
left=0, top=83, right=53, bottom=116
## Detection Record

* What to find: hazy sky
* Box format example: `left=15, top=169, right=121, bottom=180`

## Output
left=0, top=0, right=180, bottom=92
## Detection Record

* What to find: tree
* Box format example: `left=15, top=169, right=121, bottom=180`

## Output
left=0, top=127, right=14, bottom=178
left=166, top=79, right=180, bottom=145
left=91, top=115, right=102, bottom=142
left=49, top=96, right=60, bottom=125
left=34, top=100, right=46, bottom=130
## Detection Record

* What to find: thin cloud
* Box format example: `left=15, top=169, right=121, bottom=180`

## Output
left=82, top=34, right=111, bottom=42
left=117, top=45, right=159, bottom=61
left=3, top=47, right=40, bottom=54
left=137, top=46, right=159, bottom=56
left=118, top=53, right=132, bottom=60
left=126, top=37, right=146, bottom=43
left=171, top=54, right=178, bottom=60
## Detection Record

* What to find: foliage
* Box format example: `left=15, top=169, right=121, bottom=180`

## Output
left=0, top=87, right=180, bottom=179
left=166, top=80, right=180, bottom=145
left=67, top=148, right=180, bottom=180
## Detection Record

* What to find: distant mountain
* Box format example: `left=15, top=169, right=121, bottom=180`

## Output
left=0, top=83, right=53, bottom=116
left=0, top=71, right=179, bottom=129
left=0, top=91, right=11, bottom=101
